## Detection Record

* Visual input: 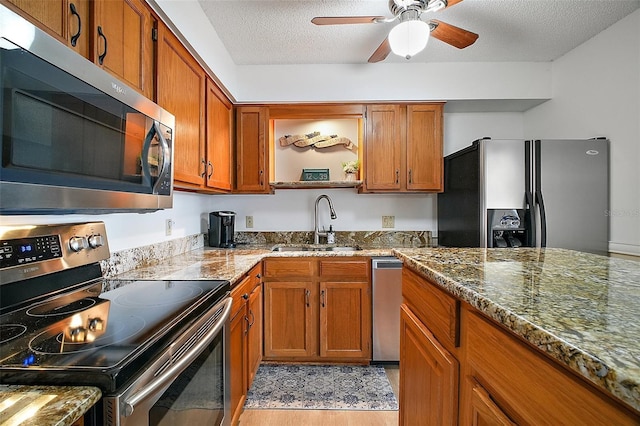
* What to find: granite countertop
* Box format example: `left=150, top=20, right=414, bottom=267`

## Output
left=0, top=385, right=101, bottom=426
left=393, top=247, right=640, bottom=413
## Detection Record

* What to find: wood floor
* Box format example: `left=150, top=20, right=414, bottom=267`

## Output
left=238, top=365, right=399, bottom=426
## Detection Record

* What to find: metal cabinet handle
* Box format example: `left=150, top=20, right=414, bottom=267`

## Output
left=321, top=289, right=325, bottom=308
left=242, top=293, right=249, bottom=300
left=208, top=161, right=213, bottom=179
left=248, top=310, right=255, bottom=327
left=395, top=169, right=399, bottom=184
left=200, top=158, right=207, bottom=178
left=408, top=169, right=412, bottom=184
left=256, top=273, right=262, bottom=279
left=259, top=170, right=264, bottom=186
left=244, top=315, right=250, bottom=334
left=305, top=289, right=310, bottom=307
left=97, top=26, right=107, bottom=65
left=69, top=3, right=81, bottom=47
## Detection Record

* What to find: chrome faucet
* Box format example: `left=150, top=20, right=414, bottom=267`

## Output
left=314, top=194, right=337, bottom=244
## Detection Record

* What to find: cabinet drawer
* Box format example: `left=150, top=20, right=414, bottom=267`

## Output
left=402, top=267, right=459, bottom=348
left=463, top=309, right=640, bottom=425
left=319, top=258, right=369, bottom=280
left=263, top=259, right=316, bottom=279
left=231, top=274, right=252, bottom=316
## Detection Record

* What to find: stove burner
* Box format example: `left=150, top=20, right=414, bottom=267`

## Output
left=27, top=298, right=97, bottom=317
left=114, top=284, right=203, bottom=308
left=29, top=315, right=146, bottom=355
left=0, top=324, right=27, bottom=344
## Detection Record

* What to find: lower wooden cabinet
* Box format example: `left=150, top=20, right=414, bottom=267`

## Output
left=229, top=263, right=262, bottom=425
left=262, top=257, right=371, bottom=362
left=399, top=304, right=458, bottom=426
left=401, top=265, right=640, bottom=425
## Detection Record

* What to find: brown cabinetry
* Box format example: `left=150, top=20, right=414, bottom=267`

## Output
left=235, top=106, right=270, bottom=193
left=460, top=308, right=640, bottom=425
left=205, top=78, right=233, bottom=191
left=3, top=0, right=155, bottom=99
left=400, top=265, right=640, bottom=425
left=364, top=103, right=443, bottom=192
left=263, top=257, right=371, bottom=362
left=2, top=0, right=90, bottom=57
left=400, top=268, right=459, bottom=425
left=229, top=263, right=263, bottom=425
left=156, top=21, right=206, bottom=188
left=93, top=0, right=155, bottom=100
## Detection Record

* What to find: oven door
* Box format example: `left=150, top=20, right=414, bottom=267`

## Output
left=104, top=296, right=232, bottom=426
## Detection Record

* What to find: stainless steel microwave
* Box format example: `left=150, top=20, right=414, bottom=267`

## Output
left=0, top=6, right=175, bottom=214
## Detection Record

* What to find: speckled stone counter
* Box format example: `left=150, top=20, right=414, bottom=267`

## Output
left=393, top=247, right=640, bottom=412
left=0, top=385, right=100, bottom=426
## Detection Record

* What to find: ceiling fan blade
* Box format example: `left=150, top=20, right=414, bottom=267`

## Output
left=312, top=16, right=384, bottom=25
left=368, top=37, right=391, bottom=63
left=430, top=19, right=478, bottom=49
left=444, top=0, right=464, bottom=8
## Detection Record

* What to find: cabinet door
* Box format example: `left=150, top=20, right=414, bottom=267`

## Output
left=235, top=106, right=269, bottom=193
left=205, top=79, right=232, bottom=191
left=263, top=281, right=317, bottom=358
left=468, top=380, right=516, bottom=426
left=247, top=282, right=262, bottom=387
left=319, top=281, right=371, bottom=359
left=229, top=307, right=247, bottom=426
left=400, top=304, right=458, bottom=426
left=3, top=0, right=90, bottom=58
left=365, top=104, right=403, bottom=191
left=93, top=0, right=155, bottom=99
left=157, top=22, right=206, bottom=187
left=406, top=104, right=443, bottom=191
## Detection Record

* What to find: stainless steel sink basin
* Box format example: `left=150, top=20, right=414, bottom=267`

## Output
left=271, top=245, right=362, bottom=252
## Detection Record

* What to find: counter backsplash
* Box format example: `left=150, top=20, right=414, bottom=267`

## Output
left=101, top=230, right=432, bottom=278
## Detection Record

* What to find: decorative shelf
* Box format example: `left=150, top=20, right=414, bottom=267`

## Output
left=270, top=180, right=363, bottom=189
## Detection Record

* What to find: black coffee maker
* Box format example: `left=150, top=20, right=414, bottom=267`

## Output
left=208, top=211, right=236, bottom=248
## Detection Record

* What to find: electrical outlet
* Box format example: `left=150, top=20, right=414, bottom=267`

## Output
left=165, top=219, right=173, bottom=236
left=382, top=215, right=395, bottom=228
left=246, top=216, right=254, bottom=228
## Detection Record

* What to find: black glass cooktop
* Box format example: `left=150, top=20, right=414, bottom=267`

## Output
left=0, top=279, right=229, bottom=391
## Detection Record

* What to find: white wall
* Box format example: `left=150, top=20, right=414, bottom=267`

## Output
left=524, top=10, right=640, bottom=255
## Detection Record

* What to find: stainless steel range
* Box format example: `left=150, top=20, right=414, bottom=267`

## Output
left=0, top=222, right=232, bottom=426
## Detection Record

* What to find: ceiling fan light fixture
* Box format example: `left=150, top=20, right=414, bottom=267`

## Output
left=388, top=19, right=430, bottom=59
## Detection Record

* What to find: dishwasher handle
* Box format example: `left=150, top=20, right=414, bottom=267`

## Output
left=372, top=258, right=402, bottom=269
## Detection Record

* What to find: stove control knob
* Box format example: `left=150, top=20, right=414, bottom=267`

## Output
left=69, top=236, right=88, bottom=252
left=69, top=327, right=87, bottom=343
left=88, top=234, right=104, bottom=249
left=88, top=318, right=104, bottom=332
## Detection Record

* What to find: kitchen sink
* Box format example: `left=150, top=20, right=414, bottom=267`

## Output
left=271, top=245, right=362, bottom=252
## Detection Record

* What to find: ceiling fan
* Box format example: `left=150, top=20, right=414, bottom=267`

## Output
left=312, top=0, right=478, bottom=63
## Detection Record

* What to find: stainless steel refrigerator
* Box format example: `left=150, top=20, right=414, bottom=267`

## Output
left=437, top=137, right=609, bottom=255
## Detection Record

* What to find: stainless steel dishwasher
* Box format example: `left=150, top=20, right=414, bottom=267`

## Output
left=372, top=256, right=403, bottom=362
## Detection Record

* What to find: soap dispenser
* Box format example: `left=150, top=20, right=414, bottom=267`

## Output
left=327, top=225, right=335, bottom=244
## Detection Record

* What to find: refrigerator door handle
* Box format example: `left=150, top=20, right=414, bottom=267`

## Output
left=525, top=191, right=536, bottom=247
left=535, top=189, right=547, bottom=247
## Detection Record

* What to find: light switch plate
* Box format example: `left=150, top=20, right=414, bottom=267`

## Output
left=246, top=216, right=254, bottom=228
left=382, top=215, right=395, bottom=228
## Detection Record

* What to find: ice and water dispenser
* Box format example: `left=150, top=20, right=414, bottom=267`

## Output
left=487, top=209, right=528, bottom=248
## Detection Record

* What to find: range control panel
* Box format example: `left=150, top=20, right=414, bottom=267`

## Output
left=0, top=222, right=110, bottom=285
left=0, top=234, right=62, bottom=269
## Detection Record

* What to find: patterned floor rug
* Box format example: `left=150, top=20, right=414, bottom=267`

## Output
left=244, top=364, right=398, bottom=411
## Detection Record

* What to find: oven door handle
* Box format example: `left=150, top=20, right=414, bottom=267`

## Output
left=122, top=297, right=233, bottom=417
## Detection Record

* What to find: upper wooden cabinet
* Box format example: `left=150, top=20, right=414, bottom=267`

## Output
left=156, top=22, right=206, bottom=188
left=93, top=0, right=155, bottom=100
left=205, top=79, right=233, bottom=192
left=3, top=0, right=156, bottom=99
left=235, top=106, right=270, bottom=193
left=2, top=0, right=90, bottom=58
left=364, top=103, right=443, bottom=192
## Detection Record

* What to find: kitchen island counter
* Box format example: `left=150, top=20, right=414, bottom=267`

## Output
left=0, top=385, right=101, bottom=426
left=393, top=247, right=640, bottom=414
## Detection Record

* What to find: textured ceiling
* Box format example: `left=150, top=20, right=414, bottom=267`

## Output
left=196, top=0, right=640, bottom=65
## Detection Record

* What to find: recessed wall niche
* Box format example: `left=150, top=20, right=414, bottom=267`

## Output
left=273, top=119, right=360, bottom=182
